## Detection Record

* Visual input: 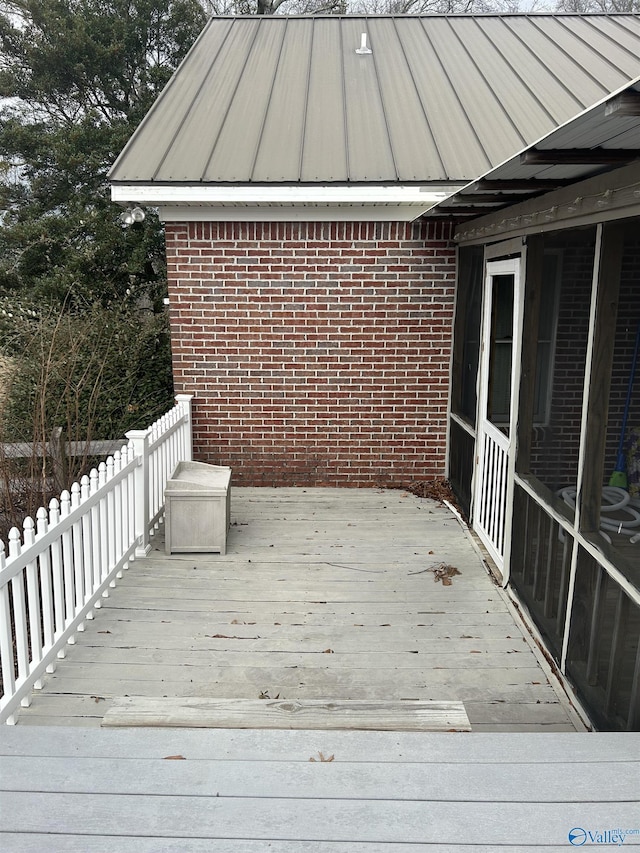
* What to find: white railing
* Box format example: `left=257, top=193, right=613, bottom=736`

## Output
left=0, top=394, right=193, bottom=724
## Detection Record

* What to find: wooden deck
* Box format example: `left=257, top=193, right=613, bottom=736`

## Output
left=1, top=727, right=638, bottom=851
left=15, top=487, right=584, bottom=731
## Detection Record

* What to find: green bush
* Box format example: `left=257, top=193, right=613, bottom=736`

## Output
left=0, top=296, right=174, bottom=536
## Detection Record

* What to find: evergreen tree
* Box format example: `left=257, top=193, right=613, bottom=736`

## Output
left=0, top=0, right=206, bottom=306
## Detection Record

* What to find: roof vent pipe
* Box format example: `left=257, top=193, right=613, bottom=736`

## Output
left=356, top=33, right=372, bottom=55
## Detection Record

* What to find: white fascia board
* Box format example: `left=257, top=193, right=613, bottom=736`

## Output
left=111, top=184, right=463, bottom=207
left=159, top=204, right=437, bottom=223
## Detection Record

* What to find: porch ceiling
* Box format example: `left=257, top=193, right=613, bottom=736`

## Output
left=429, top=77, right=640, bottom=227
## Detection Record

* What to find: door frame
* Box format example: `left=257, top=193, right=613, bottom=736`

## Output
left=472, top=252, right=525, bottom=584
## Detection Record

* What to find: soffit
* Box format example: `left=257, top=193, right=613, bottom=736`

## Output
left=432, top=78, right=640, bottom=242
left=109, top=14, right=640, bottom=187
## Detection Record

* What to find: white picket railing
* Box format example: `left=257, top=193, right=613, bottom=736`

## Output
left=0, top=394, right=193, bottom=724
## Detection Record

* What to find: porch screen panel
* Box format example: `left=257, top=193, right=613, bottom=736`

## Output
left=567, top=547, right=640, bottom=732
left=528, top=228, right=596, bottom=506
left=448, top=418, right=474, bottom=519
left=510, top=483, right=572, bottom=662
left=451, top=246, right=483, bottom=425
left=601, top=226, right=640, bottom=584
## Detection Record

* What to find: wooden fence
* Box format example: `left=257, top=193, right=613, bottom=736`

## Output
left=0, top=395, right=193, bottom=724
left=1, top=429, right=125, bottom=488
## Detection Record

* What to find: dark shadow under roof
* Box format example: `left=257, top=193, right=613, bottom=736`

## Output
left=110, top=14, right=640, bottom=186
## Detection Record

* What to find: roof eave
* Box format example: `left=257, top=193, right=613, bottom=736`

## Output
left=111, top=183, right=466, bottom=222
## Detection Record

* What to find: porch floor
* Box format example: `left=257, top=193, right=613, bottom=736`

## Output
left=15, top=487, right=583, bottom=731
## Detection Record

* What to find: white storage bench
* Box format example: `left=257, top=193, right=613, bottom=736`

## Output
left=164, top=461, right=231, bottom=555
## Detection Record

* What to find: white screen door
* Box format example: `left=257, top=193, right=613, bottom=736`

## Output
left=473, top=257, right=521, bottom=571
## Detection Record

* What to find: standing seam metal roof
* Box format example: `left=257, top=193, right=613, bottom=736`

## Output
left=109, top=14, right=640, bottom=186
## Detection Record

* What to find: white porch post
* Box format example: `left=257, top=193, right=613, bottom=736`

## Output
left=175, top=394, right=194, bottom=462
left=125, top=428, right=151, bottom=557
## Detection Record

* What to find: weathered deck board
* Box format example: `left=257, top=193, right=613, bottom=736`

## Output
left=0, top=726, right=638, bottom=852
left=14, top=487, right=583, bottom=731
left=6, top=793, right=637, bottom=845
left=3, top=754, right=636, bottom=801
left=102, top=698, right=471, bottom=730
left=92, top=606, right=519, bottom=627
left=3, top=726, right=630, bottom=762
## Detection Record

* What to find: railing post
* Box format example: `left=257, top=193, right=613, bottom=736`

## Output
left=175, top=394, right=194, bottom=462
left=125, top=429, right=151, bottom=557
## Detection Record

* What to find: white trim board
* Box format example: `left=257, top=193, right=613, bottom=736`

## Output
left=111, top=184, right=461, bottom=205
left=111, top=184, right=466, bottom=221
left=157, top=205, right=432, bottom=223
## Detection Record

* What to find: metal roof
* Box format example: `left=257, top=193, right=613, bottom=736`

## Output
left=429, top=76, right=640, bottom=223
left=110, top=14, right=640, bottom=187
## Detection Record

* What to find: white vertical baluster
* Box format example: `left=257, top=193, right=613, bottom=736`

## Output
left=127, top=442, right=136, bottom=557
left=8, top=529, right=30, bottom=700
left=49, top=499, right=65, bottom=650
left=98, top=462, right=109, bottom=597
left=89, top=468, right=101, bottom=603
left=71, top=483, right=85, bottom=616
left=59, top=491, right=75, bottom=643
left=150, top=425, right=158, bottom=523
left=36, top=507, right=56, bottom=673
left=59, top=490, right=74, bottom=633
left=113, top=451, right=123, bottom=570
left=36, top=509, right=54, bottom=646
left=0, top=540, right=16, bottom=708
left=121, top=446, right=131, bottom=567
left=80, top=476, right=93, bottom=613
left=154, top=424, right=161, bottom=522
left=106, top=456, right=116, bottom=585
left=23, top=518, right=43, bottom=684
left=160, top=416, right=168, bottom=507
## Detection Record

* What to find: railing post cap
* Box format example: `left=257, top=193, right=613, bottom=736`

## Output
left=175, top=394, right=194, bottom=403
left=125, top=429, right=149, bottom=440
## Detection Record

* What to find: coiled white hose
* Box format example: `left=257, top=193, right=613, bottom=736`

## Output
left=558, top=486, right=640, bottom=544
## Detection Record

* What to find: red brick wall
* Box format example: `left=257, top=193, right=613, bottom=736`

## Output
left=165, top=220, right=456, bottom=486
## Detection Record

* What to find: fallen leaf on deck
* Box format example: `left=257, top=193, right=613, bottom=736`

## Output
left=164, top=755, right=186, bottom=760
left=428, top=564, right=461, bottom=585
left=91, top=696, right=105, bottom=703
left=323, top=648, right=334, bottom=654
left=309, top=752, right=334, bottom=762
left=470, top=650, right=482, bottom=654
left=259, top=691, right=280, bottom=700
